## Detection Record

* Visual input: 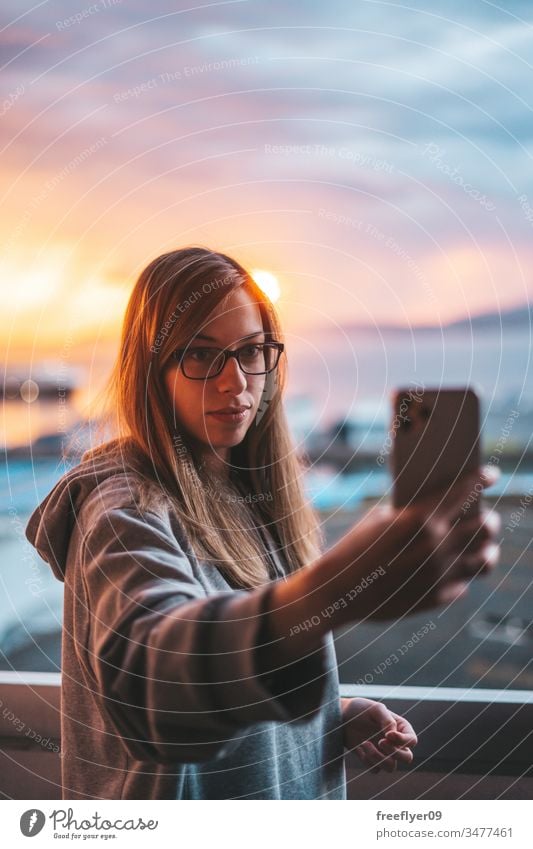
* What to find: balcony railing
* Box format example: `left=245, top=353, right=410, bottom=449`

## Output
left=1, top=672, right=532, bottom=799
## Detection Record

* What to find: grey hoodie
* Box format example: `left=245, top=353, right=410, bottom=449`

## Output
left=25, top=441, right=347, bottom=800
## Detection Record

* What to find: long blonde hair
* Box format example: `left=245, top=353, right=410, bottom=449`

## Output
left=83, top=246, right=325, bottom=588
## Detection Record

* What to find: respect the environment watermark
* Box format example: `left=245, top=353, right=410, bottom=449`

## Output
left=318, top=208, right=435, bottom=305
left=113, top=57, right=261, bottom=102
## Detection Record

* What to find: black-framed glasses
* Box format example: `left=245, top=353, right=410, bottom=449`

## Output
left=171, top=341, right=285, bottom=380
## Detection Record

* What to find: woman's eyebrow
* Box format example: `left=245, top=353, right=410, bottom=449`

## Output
left=194, top=331, right=265, bottom=343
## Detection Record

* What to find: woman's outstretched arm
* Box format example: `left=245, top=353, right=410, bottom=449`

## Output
left=259, top=466, right=500, bottom=670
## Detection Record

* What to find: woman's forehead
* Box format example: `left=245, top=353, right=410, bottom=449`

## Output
left=196, top=289, right=264, bottom=342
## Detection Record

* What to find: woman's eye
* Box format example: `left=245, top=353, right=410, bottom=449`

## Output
left=189, top=349, right=212, bottom=361
left=242, top=345, right=261, bottom=356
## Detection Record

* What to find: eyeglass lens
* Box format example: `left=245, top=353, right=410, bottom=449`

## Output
left=181, top=343, right=278, bottom=378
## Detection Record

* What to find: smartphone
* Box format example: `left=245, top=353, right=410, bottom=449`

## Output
left=389, top=386, right=481, bottom=515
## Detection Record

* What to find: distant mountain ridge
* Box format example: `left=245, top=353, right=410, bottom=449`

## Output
left=445, top=305, right=532, bottom=330
left=334, top=304, right=532, bottom=334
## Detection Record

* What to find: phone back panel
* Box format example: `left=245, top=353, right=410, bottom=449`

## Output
left=390, top=387, right=480, bottom=510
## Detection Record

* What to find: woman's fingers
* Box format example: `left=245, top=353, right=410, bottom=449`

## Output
left=386, top=721, right=418, bottom=748
left=459, top=464, right=501, bottom=499
left=479, top=464, right=501, bottom=490
left=354, top=712, right=418, bottom=772
left=423, top=506, right=502, bottom=587
left=356, top=739, right=415, bottom=773
left=434, top=580, right=469, bottom=605
left=356, top=742, right=384, bottom=770
left=450, top=509, right=501, bottom=553
left=379, top=740, right=414, bottom=765
left=447, top=539, right=501, bottom=582
left=337, top=464, right=501, bottom=622
left=355, top=743, right=383, bottom=772
left=358, top=740, right=397, bottom=772
left=424, top=465, right=501, bottom=524
left=461, top=541, right=500, bottom=574
left=433, top=533, right=500, bottom=599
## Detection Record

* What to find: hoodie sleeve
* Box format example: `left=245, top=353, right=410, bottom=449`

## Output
left=77, top=500, right=330, bottom=764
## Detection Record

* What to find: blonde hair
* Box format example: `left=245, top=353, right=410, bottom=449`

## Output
left=83, top=246, right=325, bottom=589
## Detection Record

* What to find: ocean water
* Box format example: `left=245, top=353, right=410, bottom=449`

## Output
left=287, top=325, right=533, bottom=430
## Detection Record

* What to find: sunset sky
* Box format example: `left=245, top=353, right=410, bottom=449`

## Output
left=2, top=0, right=533, bottom=366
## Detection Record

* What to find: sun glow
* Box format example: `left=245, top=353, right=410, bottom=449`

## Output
left=251, top=269, right=281, bottom=302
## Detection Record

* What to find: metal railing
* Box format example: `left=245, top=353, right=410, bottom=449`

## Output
left=1, top=672, right=532, bottom=799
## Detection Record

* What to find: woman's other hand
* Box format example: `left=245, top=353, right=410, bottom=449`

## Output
left=341, top=697, right=417, bottom=773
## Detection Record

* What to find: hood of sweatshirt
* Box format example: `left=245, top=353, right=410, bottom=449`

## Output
left=25, top=439, right=151, bottom=583
left=25, top=439, right=287, bottom=586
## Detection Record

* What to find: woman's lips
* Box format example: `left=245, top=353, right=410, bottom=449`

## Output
left=208, top=408, right=249, bottom=424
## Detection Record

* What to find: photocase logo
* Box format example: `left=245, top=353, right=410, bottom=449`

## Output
left=20, top=809, right=45, bottom=836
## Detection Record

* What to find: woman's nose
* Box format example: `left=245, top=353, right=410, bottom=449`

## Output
left=215, top=355, right=248, bottom=390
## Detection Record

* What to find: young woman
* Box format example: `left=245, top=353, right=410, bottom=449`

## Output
left=26, top=246, right=500, bottom=800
